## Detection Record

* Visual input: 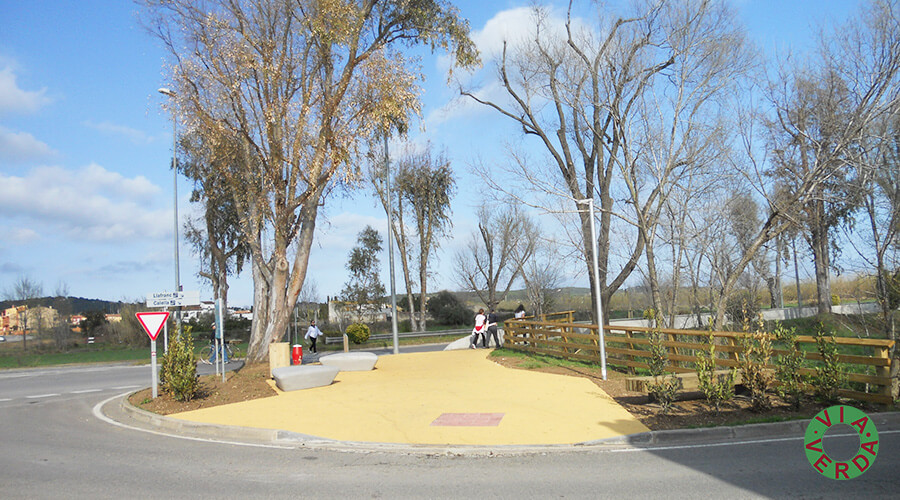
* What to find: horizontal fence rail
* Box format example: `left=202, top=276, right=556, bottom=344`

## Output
left=503, top=318, right=895, bottom=405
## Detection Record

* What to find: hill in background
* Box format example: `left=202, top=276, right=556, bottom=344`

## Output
left=0, top=296, right=129, bottom=315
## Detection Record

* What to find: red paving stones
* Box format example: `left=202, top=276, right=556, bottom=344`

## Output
left=431, top=412, right=505, bottom=427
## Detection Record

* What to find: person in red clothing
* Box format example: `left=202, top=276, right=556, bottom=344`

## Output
left=469, top=308, right=486, bottom=349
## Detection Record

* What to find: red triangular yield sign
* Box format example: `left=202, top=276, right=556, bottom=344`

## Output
left=136, top=312, right=169, bottom=341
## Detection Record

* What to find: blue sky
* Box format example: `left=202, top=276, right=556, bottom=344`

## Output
left=0, top=1, right=859, bottom=307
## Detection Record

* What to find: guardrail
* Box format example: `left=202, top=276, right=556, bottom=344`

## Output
left=503, top=318, right=895, bottom=405
left=323, top=328, right=471, bottom=344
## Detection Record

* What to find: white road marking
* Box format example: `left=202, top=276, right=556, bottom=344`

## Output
left=0, top=398, right=11, bottom=402
left=71, top=389, right=102, bottom=394
left=26, top=393, right=60, bottom=399
left=112, top=385, right=139, bottom=390
left=92, top=393, right=293, bottom=450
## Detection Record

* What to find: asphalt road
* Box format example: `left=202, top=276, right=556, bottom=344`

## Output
left=1, top=355, right=898, bottom=498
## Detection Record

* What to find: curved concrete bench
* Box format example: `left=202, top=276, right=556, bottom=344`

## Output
left=318, top=352, right=378, bottom=371
left=271, top=365, right=339, bottom=392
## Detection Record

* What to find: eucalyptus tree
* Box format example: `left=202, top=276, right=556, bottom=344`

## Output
left=372, top=144, right=455, bottom=331
left=341, top=226, right=385, bottom=318
left=180, top=132, right=250, bottom=310
left=143, top=0, right=477, bottom=360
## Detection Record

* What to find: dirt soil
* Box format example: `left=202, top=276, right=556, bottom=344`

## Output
left=130, top=362, right=276, bottom=415
left=130, top=356, right=892, bottom=431
left=490, top=355, right=891, bottom=430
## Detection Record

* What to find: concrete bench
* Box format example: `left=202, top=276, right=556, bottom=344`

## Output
left=271, top=365, right=340, bottom=392
left=318, top=352, right=378, bottom=371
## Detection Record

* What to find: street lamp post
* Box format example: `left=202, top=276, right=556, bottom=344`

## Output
left=576, top=198, right=607, bottom=380
left=158, top=88, right=181, bottom=347
left=384, top=131, right=399, bottom=355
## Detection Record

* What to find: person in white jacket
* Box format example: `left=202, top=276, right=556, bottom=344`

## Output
left=470, top=309, right=486, bottom=349
left=305, top=320, right=322, bottom=353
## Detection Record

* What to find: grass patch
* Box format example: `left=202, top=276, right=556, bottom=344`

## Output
left=0, top=347, right=149, bottom=369
left=491, top=348, right=602, bottom=371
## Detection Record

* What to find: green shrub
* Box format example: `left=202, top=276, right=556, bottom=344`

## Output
left=160, top=325, right=198, bottom=401
left=644, top=310, right=679, bottom=414
left=772, top=322, right=805, bottom=408
left=739, top=315, right=774, bottom=412
left=696, top=321, right=736, bottom=412
left=427, top=291, right=471, bottom=326
left=345, top=323, right=370, bottom=344
left=813, top=325, right=847, bottom=404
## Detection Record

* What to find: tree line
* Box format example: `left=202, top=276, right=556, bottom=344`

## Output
left=142, top=0, right=900, bottom=367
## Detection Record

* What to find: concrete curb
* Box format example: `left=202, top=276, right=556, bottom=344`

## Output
left=585, top=411, right=900, bottom=448
left=111, top=393, right=900, bottom=455
left=120, top=394, right=282, bottom=442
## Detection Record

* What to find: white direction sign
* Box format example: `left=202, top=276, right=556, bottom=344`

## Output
left=146, top=290, right=201, bottom=308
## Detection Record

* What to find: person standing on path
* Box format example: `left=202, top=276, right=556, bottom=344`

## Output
left=305, top=320, right=322, bottom=353
left=470, top=309, right=486, bottom=349
left=485, top=308, right=500, bottom=348
left=514, top=304, right=526, bottom=319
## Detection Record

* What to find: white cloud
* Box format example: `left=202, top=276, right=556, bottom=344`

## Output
left=8, top=228, right=39, bottom=243
left=83, top=120, right=154, bottom=145
left=0, top=164, right=167, bottom=242
left=0, top=126, right=56, bottom=163
left=0, top=65, right=51, bottom=115
left=432, top=6, right=574, bottom=127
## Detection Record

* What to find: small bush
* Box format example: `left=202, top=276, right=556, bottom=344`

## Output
left=159, top=325, right=198, bottom=401
left=725, top=295, right=761, bottom=327
left=813, top=325, right=846, bottom=404
left=427, top=291, right=471, bottom=326
left=772, top=322, right=805, bottom=408
left=696, top=321, right=736, bottom=412
left=644, top=310, right=679, bottom=414
left=345, top=323, right=370, bottom=344
left=739, top=315, right=774, bottom=412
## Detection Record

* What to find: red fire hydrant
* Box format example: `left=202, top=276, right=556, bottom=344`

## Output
left=292, top=344, right=303, bottom=365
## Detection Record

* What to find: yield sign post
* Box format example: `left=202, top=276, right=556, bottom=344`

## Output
left=136, top=312, right=169, bottom=398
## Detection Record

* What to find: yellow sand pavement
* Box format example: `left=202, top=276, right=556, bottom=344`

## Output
left=172, top=349, right=649, bottom=446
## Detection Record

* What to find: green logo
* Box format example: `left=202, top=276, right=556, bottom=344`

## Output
left=805, top=405, right=879, bottom=480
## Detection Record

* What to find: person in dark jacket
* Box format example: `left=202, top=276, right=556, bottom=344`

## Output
left=485, top=308, right=500, bottom=348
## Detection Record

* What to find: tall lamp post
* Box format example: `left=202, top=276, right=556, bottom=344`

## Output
left=576, top=198, right=607, bottom=380
left=384, top=131, right=399, bottom=354
left=158, top=87, right=182, bottom=345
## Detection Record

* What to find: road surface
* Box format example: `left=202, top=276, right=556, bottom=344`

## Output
left=1, top=357, right=897, bottom=498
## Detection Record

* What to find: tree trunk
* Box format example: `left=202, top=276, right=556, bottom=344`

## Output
left=247, top=257, right=270, bottom=362
left=810, top=216, right=832, bottom=315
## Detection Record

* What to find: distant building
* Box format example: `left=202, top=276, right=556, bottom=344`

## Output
left=0, top=305, right=59, bottom=334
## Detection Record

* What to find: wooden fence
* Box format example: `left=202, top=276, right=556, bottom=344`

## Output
left=503, top=318, right=895, bottom=405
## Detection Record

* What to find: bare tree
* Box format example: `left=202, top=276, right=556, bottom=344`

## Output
left=460, top=0, right=752, bottom=325
left=454, top=204, right=536, bottom=309
left=6, top=275, right=42, bottom=351
left=765, top=0, right=900, bottom=315
left=521, top=236, right=564, bottom=317
left=143, top=0, right=477, bottom=360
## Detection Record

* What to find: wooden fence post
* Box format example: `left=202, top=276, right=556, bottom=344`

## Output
left=875, top=345, right=892, bottom=406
